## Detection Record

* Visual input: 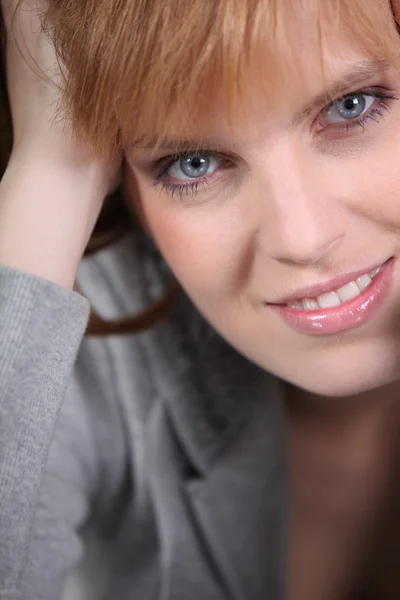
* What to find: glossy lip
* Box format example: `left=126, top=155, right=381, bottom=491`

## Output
left=270, top=261, right=386, bottom=305
left=268, top=257, right=395, bottom=336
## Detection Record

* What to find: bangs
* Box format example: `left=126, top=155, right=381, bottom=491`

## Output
left=46, top=0, right=400, bottom=155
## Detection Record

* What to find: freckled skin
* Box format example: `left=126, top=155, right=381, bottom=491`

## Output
left=125, top=29, right=400, bottom=600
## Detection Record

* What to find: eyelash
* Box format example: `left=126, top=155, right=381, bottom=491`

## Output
left=153, top=169, right=215, bottom=200
left=318, top=89, right=397, bottom=134
left=152, top=88, right=399, bottom=199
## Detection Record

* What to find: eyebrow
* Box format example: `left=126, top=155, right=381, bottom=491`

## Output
left=138, top=58, right=393, bottom=151
left=136, top=136, right=226, bottom=153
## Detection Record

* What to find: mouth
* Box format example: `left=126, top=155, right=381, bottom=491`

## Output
left=284, top=264, right=383, bottom=311
left=267, top=257, right=395, bottom=336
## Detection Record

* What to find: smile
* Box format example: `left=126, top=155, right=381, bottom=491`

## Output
left=287, top=266, right=382, bottom=311
left=268, top=258, right=395, bottom=336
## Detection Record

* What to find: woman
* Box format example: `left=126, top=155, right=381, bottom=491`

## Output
left=1, top=0, right=400, bottom=598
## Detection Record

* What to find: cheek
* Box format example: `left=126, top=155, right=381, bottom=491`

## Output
left=336, top=140, right=400, bottom=227
left=125, top=166, right=253, bottom=300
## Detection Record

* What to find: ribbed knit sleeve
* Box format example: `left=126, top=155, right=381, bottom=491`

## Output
left=0, top=265, right=90, bottom=598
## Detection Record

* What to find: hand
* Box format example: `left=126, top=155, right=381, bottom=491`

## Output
left=0, top=0, right=121, bottom=288
left=3, top=0, right=62, bottom=148
left=3, top=0, right=121, bottom=177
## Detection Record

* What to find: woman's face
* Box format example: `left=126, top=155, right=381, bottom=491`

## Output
left=124, top=27, right=400, bottom=399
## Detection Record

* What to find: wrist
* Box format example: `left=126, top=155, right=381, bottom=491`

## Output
left=0, top=149, right=111, bottom=289
left=10, top=141, right=112, bottom=193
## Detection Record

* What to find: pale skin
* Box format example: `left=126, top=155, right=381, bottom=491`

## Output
left=1, top=1, right=400, bottom=599
left=125, top=30, right=400, bottom=599
left=0, top=0, right=120, bottom=289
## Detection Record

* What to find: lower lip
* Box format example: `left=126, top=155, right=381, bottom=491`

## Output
left=268, top=258, right=395, bottom=336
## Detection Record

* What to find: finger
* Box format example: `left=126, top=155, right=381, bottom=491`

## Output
left=1, top=0, right=23, bottom=34
left=5, top=0, right=61, bottom=87
left=2, top=0, right=45, bottom=52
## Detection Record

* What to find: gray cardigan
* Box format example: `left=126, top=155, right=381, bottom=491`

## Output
left=0, top=230, right=287, bottom=600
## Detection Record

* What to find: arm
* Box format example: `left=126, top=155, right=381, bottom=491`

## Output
left=0, top=267, right=90, bottom=598
left=20, top=357, right=103, bottom=600
left=0, top=0, right=120, bottom=596
left=0, top=0, right=119, bottom=290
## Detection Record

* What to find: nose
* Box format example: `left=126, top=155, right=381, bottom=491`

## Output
left=255, top=143, right=345, bottom=266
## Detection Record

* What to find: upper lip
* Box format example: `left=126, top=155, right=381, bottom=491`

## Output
left=269, top=259, right=389, bottom=305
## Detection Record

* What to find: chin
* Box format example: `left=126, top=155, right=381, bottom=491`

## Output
left=245, top=332, right=400, bottom=402
left=301, top=374, right=394, bottom=399
left=286, top=343, right=400, bottom=400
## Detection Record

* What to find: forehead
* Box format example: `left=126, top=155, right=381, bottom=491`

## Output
left=147, top=50, right=394, bottom=152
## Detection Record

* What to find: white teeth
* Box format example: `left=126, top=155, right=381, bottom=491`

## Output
left=302, top=298, right=319, bottom=310
left=288, top=301, right=303, bottom=310
left=285, top=263, right=384, bottom=310
left=337, top=281, right=361, bottom=303
left=356, top=274, right=372, bottom=291
left=317, top=291, right=342, bottom=309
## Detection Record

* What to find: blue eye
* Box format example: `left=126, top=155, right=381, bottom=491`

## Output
left=153, top=151, right=225, bottom=198
left=168, top=153, right=220, bottom=180
left=325, top=93, right=375, bottom=124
